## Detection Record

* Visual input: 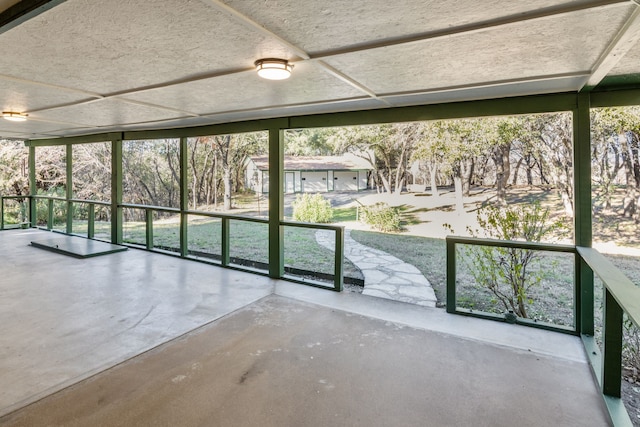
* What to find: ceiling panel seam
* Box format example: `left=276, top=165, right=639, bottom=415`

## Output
left=200, top=0, right=385, bottom=102
left=582, top=4, right=640, bottom=90
left=197, top=96, right=378, bottom=118
left=26, top=96, right=200, bottom=121
left=0, top=73, right=104, bottom=99
left=112, top=98, right=200, bottom=118
left=202, top=0, right=310, bottom=60
left=379, top=71, right=592, bottom=98
left=310, top=0, right=630, bottom=60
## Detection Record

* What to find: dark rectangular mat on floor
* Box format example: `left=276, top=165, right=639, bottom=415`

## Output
left=30, top=236, right=127, bottom=258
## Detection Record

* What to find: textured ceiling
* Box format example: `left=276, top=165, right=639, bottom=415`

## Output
left=0, top=0, right=640, bottom=140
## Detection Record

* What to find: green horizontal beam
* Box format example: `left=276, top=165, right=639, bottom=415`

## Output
left=32, top=195, right=67, bottom=202
left=446, top=235, right=576, bottom=253
left=289, top=93, right=578, bottom=129
left=577, top=246, right=640, bottom=329
left=119, top=203, right=181, bottom=213
left=280, top=220, right=344, bottom=231
left=68, top=198, right=111, bottom=206
left=590, top=88, right=640, bottom=108
left=25, top=132, right=123, bottom=147
left=123, top=118, right=289, bottom=140
left=184, top=210, right=269, bottom=224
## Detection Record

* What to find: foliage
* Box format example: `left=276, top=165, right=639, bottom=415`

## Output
left=334, top=123, right=420, bottom=194
left=285, top=128, right=337, bottom=156
left=34, top=187, right=67, bottom=226
left=359, top=202, right=401, bottom=232
left=413, top=118, right=502, bottom=211
left=591, top=107, right=640, bottom=222
left=461, top=203, right=565, bottom=318
left=0, top=140, right=28, bottom=196
left=292, top=193, right=333, bottom=223
left=623, top=316, right=640, bottom=381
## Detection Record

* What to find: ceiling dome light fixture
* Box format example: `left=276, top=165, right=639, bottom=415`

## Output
left=255, top=58, right=293, bottom=80
left=2, top=111, right=28, bottom=122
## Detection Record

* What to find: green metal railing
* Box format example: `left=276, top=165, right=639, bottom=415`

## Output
left=68, top=198, right=111, bottom=239
left=578, top=247, right=640, bottom=426
left=121, top=204, right=182, bottom=251
left=0, top=195, right=30, bottom=229
left=30, top=195, right=111, bottom=238
left=446, top=236, right=577, bottom=334
left=447, top=235, right=638, bottom=426
left=2, top=194, right=345, bottom=291
left=281, top=219, right=344, bottom=292
left=118, top=204, right=344, bottom=291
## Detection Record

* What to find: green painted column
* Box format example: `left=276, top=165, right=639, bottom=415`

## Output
left=268, top=127, right=284, bottom=278
left=28, top=146, right=36, bottom=225
left=179, top=137, right=189, bottom=257
left=66, top=144, right=73, bottom=234
left=574, top=92, right=593, bottom=336
left=111, top=138, right=123, bottom=244
left=446, top=238, right=457, bottom=313
left=602, top=288, right=623, bottom=397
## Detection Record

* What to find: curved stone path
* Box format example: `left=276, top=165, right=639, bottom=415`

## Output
left=315, top=229, right=437, bottom=307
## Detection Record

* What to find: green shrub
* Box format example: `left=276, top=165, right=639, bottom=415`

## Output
left=359, top=202, right=401, bottom=232
left=292, top=193, right=333, bottom=223
left=461, top=202, right=565, bottom=318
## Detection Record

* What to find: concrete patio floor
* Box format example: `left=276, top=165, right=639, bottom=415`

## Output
left=0, top=229, right=610, bottom=426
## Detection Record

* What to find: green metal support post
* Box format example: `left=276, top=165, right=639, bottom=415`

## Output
left=111, top=138, right=123, bottom=244
left=574, top=93, right=593, bottom=336
left=221, top=217, right=230, bottom=266
left=179, top=137, right=188, bottom=257
left=66, top=144, right=73, bottom=234
left=87, top=203, right=95, bottom=239
left=268, top=127, right=284, bottom=278
left=602, top=289, right=624, bottom=397
left=47, top=199, right=53, bottom=230
left=446, top=238, right=457, bottom=313
left=145, top=208, right=154, bottom=250
left=333, top=227, right=344, bottom=291
left=28, top=146, right=36, bottom=226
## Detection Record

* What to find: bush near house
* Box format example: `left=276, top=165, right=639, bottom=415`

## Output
left=359, top=202, right=401, bottom=232
left=292, top=193, right=333, bottom=223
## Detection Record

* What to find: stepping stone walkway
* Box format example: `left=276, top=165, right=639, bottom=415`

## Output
left=315, top=229, right=437, bottom=307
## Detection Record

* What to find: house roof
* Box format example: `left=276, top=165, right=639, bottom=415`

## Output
left=250, top=155, right=371, bottom=171
left=1, top=1, right=640, bottom=140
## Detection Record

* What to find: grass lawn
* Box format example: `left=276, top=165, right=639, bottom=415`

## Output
left=350, top=230, right=447, bottom=302
left=119, top=215, right=363, bottom=282
left=351, top=230, right=578, bottom=327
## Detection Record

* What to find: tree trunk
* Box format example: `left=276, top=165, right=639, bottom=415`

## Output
left=454, top=175, right=464, bottom=213
left=223, top=167, right=232, bottom=211
left=213, top=156, right=218, bottom=208
left=429, top=163, right=439, bottom=198
left=461, top=159, right=473, bottom=197
left=380, top=171, right=392, bottom=194
left=453, top=163, right=464, bottom=213
left=492, top=144, right=511, bottom=205
left=512, top=157, right=523, bottom=185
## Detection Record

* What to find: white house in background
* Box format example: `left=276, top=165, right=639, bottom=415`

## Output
left=246, top=153, right=372, bottom=194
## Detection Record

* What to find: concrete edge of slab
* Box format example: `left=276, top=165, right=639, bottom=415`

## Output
left=274, top=281, right=588, bottom=364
